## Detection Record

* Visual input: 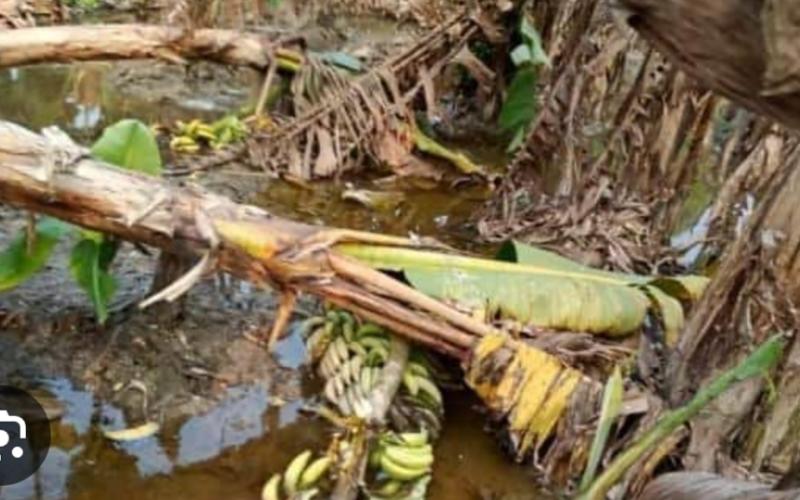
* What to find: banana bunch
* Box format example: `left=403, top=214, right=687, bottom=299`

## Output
left=303, top=309, right=392, bottom=418
left=367, top=431, right=434, bottom=498
left=261, top=449, right=333, bottom=500
left=169, top=116, right=250, bottom=154
left=209, top=115, right=249, bottom=149
left=387, top=352, right=445, bottom=438
left=169, top=119, right=215, bottom=154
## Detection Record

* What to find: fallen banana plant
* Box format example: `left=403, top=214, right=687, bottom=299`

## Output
left=0, top=120, right=702, bottom=487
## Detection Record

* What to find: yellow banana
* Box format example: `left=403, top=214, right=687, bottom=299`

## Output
left=261, top=473, right=282, bottom=500
left=298, top=456, right=331, bottom=489
left=283, top=450, right=312, bottom=496
left=402, top=370, right=420, bottom=396
left=333, top=337, right=349, bottom=366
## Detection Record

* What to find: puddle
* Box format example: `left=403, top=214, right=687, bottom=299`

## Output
left=0, top=339, right=544, bottom=499
left=256, top=178, right=493, bottom=251
left=0, top=62, right=261, bottom=142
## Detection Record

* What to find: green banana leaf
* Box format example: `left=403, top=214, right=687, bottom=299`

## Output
left=336, top=241, right=709, bottom=339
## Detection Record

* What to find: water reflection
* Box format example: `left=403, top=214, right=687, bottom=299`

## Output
left=0, top=63, right=258, bottom=142
left=0, top=377, right=313, bottom=500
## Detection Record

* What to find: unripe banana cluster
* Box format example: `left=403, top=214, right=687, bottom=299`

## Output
left=169, top=116, right=249, bottom=154
left=303, top=309, right=391, bottom=418
left=389, top=355, right=445, bottom=438
left=367, top=430, right=434, bottom=498
left=261, top=449, right=332, bottom=500
left=300, top=308, right=446, bottom=499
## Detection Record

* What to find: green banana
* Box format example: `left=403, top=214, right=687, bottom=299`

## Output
left=356, top=323, right=384, bottom=338
left=283, top=450, right=312, bottom=496
left=333, top=337, right=349, bottom=366
left=383, top=445, right=433, bottom=470
left=402, top=370, right=420, bottom=396
left=325, top=309, right=340, bottom=325
left=399, top=431, right=429, bottom=448
left=407, top=361, right=430, bottom=378
left=348, top=341, right=368, bottom=359
left=300, top=316, right=326, bottom=337
left=261, top=473, right=282, bottom=500
left=415, top=376, right=443, bottom=408
left=366, top=345, right=389, bottom=366
left=359, top=336, right=390, bottom=352
left=360, top=367, right=374, bottom=392
left=306, top=326, right=330, bottom=362
left=379, top=452, right=430, bottom=481
left=298, top=456, right=332, bottom=489
left=374, top=479, right=403, bottom=497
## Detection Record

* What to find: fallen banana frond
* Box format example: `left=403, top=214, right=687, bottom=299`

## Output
left=0, top=120, right=692, bottom=488
left=246, top=9, right=485, bottom=179
left=466, top=332, right=596, bottom=460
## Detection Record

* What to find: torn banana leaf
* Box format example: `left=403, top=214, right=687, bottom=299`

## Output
left=466, top=333, right=592, bottom=459
left=336, top=241, right=709, bottom=339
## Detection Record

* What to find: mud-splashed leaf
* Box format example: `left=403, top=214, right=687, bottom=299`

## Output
left=466, top=334, right=587, bottom=458
left=69, top=238, right=117, bottom=324
left=91, top=119, right=162, bottom=176
left=0, top=217, right=71, bottom=291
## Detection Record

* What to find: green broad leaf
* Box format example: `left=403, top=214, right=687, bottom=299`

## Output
left=519, top=17, right=551, bottom=67
left=336, top=241, right=708, bottom=338
left=316, top=51, right=364, bottom=73
left=510, top=44, right=533, bottom=67
left=0, top=218, right=70, bottom=291
left=499, top=66, right=538, bottom=134
left=69, top=238, right=117, bottom=324
left=91, top=119, right=162, bottom=176
left=499, top=241, right=707, bottom=341
left=337, top=244, right=650, bottom=336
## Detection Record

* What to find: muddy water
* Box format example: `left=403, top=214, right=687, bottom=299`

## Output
left=0, top=58, right=542, bottom=500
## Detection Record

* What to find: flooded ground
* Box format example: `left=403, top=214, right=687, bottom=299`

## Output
left=0, top=24, right=543, bottom=500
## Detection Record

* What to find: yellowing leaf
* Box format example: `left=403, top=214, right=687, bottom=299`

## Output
left=465, top=333, right=587, bottom=457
